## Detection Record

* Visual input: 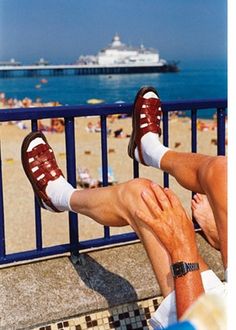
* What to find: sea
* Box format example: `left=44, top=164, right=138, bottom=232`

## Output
left=0, top=59, right=227, bottom=119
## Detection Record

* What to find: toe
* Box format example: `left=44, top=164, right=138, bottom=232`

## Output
left=191, top=199, right=197, bottom=210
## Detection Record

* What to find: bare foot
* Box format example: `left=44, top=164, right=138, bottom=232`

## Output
left=191, top=193, right=220, bottom=250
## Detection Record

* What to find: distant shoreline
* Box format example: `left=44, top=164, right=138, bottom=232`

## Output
left=0, top=62, right=227, bottom=119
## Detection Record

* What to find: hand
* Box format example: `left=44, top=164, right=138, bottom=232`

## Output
left=136, top=183, right=198, bottom=261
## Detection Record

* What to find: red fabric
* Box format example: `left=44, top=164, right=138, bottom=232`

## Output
left=134, top=96, right=162, bottom=164
left=26, top=142, right=63, bottom=211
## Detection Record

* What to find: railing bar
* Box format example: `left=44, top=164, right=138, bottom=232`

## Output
left=190, top=110, right=201, bottom=230
left=65, top=118, right=79, bottom=257
left=133, top=160, right=139, bottom=178
left=79, top=232, right=138, bottom=250
left=0, top=99, right=228, bottom=266
left=162, top=110, right=169, bottom=187
left=0, top=231, right=138, bottom=265
left=191, top=109, right=197, bottom=153
left=30, top=120, right=43, bottom=250
left=0, top=99, right=227, bottom=122
left=0, top=141, right=6, bottom=258
left=31, top=119, right=38, bottom=131
left=0, top=243, right=72, bottom=265
left=34, top=203, right=43, bottom=250
left=100, top=115, right=110, bottom=239
left=130, top=100, right=140, bottom=179
left=217, top=108, right=226, bottom=156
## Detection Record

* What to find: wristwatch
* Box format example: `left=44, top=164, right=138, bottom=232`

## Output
left=171, top=261, right=199, bottom=278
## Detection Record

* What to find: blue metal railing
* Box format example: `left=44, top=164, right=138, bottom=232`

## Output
left=0, top=99, right=227, bottom=265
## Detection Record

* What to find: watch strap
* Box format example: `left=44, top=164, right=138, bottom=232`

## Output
left=187, top=262, right=199, bottom=272
left=171, top=261, right=199, bottom=278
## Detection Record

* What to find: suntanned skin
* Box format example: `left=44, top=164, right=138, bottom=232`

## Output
left=160, top=152, right=227, bottom=269
left=191, top=193, right=220, bottom=250
left=23, top=130, right=227, bottom=319
left=70, top=154, right=227, bottom=318
left=136, top=184, right=204, bottom=319
left=70, top=178, right=209, bottom=299
left=22, top=84, right=227, bottom=323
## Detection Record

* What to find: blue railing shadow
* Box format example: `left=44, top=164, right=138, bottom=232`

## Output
left=0, top=99, right=227, bottom=265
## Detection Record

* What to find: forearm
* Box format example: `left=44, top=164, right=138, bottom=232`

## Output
left=135, top=184, right=206, bottom=318
left=171, top=248, right=205, bottom=319
left=174, top=270, right=204, bottom=319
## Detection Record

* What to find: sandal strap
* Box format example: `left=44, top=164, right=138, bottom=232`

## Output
left=27, top=143, right=63, bottom=209
left=135, top=96, right=162, bottom=164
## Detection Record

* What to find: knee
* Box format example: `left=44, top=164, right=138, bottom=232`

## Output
left=199, top=156, right=227, bottom=189
left=117, top=178, right=153, bottom=212
left=126, top=178, right=153, bottom=194
left=116, top=178, right=154, bottom=224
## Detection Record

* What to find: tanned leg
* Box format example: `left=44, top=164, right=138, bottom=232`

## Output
left=71, top=178, right=209, bottom=297
left=161, top=153, right=227, bottom=268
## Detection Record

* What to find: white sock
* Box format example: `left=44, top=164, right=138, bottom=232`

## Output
left=134, top=133, right=169, bottom=168
left=27, top=137, right=76, bottom=212
left=45, top=176, right=76, bottom=212
left=134, top=92, right=169, bottom=168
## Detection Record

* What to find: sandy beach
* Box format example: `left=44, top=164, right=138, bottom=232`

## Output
left=0, top=115, right=226, bottom=256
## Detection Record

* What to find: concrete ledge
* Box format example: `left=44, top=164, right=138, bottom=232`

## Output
left=0, top=234, right=224, bottom=329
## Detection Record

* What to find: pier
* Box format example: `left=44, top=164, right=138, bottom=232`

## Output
left=0, top=63, right=179, bottom=78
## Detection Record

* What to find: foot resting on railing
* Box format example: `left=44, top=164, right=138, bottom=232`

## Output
left=21, top=131, right=76, bottom=212
left=128, top=86, right=169, bottom=168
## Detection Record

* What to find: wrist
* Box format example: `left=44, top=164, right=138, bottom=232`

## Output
left=171, top=261, right=200, bottom=278
left=171, top=247, right=198, bottom=263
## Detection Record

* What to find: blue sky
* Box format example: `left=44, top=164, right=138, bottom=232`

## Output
left=0, top=0, right=227, bottom=64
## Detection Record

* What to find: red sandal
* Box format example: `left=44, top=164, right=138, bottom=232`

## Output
left=21, top=131, right=64, bottom=212
left=128, top=86, right=162, bottom=165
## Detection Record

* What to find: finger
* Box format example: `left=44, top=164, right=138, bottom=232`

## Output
left=163, top=187, right=182, bottom=208
left=150, top=183, right=171, bottom=210
left=135, top=209, right=163, bottom=236
left=141, top=190, right=162, bottom=216
left=135, top=209, right=155, bottom=227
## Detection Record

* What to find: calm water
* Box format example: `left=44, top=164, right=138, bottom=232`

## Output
left=0, top=59, right=227, bottom=118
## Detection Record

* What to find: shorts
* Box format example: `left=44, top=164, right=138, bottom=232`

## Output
left=149, top=270, right=228, bottom=329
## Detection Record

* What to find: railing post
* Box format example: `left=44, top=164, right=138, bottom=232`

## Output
left=162, top=110, right=169, bottom=187
left=217, top=108, right=226, bottom=155
left=0, top=99, right=228, bottom=266
left=100, top=115, right=110, bottom=239
left=133, top=160, right=139, bottom=178
left=190, top=110, right=201, bottom=230
left=191, top=109, right=197, bottom=153
left=0, top=142, right=6, bottom=260
left=31, top=120, right=43, bottom=250
left=65, top=117, right=79, bottom=260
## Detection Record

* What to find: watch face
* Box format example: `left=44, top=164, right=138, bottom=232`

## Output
left=171, top=262, right=188, bottom=277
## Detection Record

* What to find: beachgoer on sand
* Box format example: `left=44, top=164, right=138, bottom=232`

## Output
left=21, top=87, right=227, bottom=329
left=50, top=118, right=65, bottom=133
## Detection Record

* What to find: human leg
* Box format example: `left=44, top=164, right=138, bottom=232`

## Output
left=155, top=153, right=227, bottom=268
left=161, top=153, right=227, bottom=267
left=128, top=87, right=227, bottom=268
left=21, top=131, right=208, bottom=298
left=21, top=131, right=175, bottom=296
